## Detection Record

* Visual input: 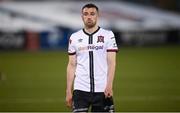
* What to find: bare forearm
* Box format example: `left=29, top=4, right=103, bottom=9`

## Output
left=66, top=54, right=76, bottom=108
left=66, top=64, right=76, bottom=92
left=105, top=52, right=116, bottom=97
left=107, top=62, right=116, bottom=87
left=107, top=52, right=116, bottom=87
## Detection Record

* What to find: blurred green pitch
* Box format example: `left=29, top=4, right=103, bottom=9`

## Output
left=0, top=45, right=180, bottom=112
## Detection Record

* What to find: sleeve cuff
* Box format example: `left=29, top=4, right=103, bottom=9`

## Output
left=68, top=52, right=76, bottom=55
left=107, top=49, right=118, bottom=52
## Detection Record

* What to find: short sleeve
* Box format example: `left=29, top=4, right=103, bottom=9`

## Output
left=106, top=31, right=118, bottom=52
left=68, top=35, right=76, bottom=55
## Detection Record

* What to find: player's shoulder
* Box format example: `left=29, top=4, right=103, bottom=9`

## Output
left=70, top=29, right=83, bottom=39
left=99, top=27, right=114, bottom=34
left=99, top=27, right=114, bottom=36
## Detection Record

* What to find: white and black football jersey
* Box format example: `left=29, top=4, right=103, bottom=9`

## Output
left=68, top=27, right=118, bottom=92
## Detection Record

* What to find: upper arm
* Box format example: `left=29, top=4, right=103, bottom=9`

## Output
left=67, top=34, right=77, bottom=66
left=107, top=52, right=116, bottom=65
left=68, top=54, right=77, bottom=67
left=106, top=31, right=118, bottom=52
left=106, top=31, right=117, bottom=64
left=68, top=35, right=76, bottom=55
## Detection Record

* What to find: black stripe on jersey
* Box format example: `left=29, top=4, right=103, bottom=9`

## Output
left=89, top=35, right=94, bottom=92
left=89, top=35, right=93, bottom=44
left=83, top=27, right=100, bottom=92
left=89, top=51, right=94, bottom=92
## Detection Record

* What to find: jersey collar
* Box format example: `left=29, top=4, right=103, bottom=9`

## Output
left=83, top=26, right=100, bottom=36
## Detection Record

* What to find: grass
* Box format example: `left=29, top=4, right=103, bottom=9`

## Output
left=0, top=45, right=180, bottom=112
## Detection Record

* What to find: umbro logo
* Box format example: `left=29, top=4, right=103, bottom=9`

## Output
left=78, top=38, right=83, bottom=43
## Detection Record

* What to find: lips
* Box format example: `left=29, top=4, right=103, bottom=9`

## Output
left=87, top=20, right=93, bottom=24
left=87, top=19, right=92, bottom=22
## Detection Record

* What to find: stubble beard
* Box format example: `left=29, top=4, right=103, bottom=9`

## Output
left=85, top=21, right=96, bottom=29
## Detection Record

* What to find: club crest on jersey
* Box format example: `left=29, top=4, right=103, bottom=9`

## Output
left=97, top=36, right=104, bottom=43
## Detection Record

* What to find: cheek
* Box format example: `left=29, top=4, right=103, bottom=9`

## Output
left=93, top=16, right=97, bottom=21
left=82, top=17, right=86, bottom=22
left=82, top=16, right=87, bottom=21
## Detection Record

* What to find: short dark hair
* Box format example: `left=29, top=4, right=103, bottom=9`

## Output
left=82, top=3, right=99, bottom=12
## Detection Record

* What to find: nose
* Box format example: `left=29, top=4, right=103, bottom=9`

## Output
left=87, top=14, right=92, bottom=19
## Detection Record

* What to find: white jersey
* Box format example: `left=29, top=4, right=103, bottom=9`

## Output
left=68, top=27, right=118, bottom=92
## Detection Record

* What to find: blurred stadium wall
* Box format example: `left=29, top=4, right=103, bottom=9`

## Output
left=0, top=0, right=180, bottom=50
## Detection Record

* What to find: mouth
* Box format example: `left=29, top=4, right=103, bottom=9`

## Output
left=87, top=19, right=92, bottom=22
left=87, top=20, right=93, bottom=24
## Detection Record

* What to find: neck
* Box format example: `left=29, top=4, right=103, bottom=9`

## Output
left=84, top=25, right=98, bottom=34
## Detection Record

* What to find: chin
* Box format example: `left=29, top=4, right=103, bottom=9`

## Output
left=86, top=24, right=96, bottom=28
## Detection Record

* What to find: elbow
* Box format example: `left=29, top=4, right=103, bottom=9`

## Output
left=68, top=61, right=76, bottom=69
left=70, top=62, right=76, bottom=68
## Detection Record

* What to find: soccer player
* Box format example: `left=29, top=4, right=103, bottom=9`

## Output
left=66, top=3, right=118, bottom=112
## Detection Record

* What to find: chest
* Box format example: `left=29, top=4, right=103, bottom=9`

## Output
left=75, top=35, right=107, bottom=53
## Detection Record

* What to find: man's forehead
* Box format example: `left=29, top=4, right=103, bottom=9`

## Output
left=82, top=7, right=97, bottom=12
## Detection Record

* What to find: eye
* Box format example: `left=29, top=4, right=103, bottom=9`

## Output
left=91, top=12, right=95, bottom=16
left=83, top=12, right=88, bottom=16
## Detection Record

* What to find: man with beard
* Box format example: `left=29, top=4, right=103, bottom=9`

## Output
left=66, top=3, right=118, bottom=112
